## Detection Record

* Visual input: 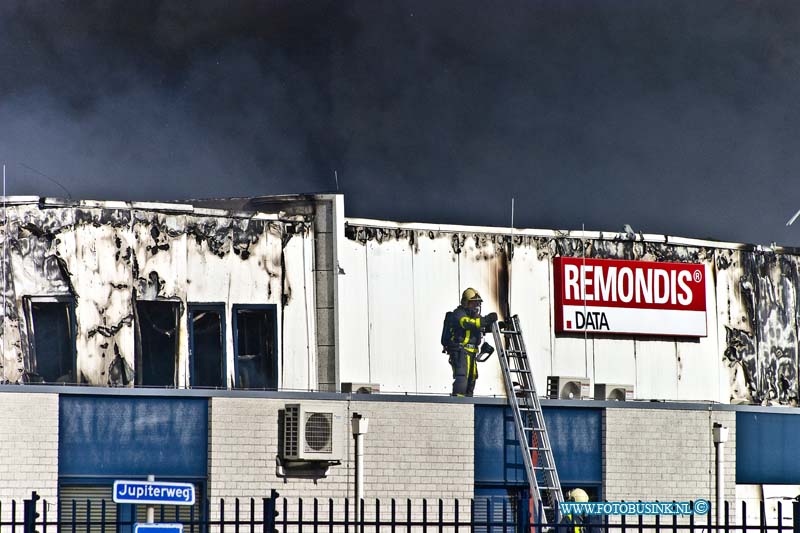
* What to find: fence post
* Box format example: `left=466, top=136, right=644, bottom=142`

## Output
left=265, top=490, right=279, bottom=533
left=792, top=500, right=800, bottom=533
left=23, top=491, right=40, bottom=533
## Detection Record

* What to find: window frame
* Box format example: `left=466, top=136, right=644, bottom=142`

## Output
left=22, top=295, right=78, bottom=383
left=231, top=303, right=278, bottom=390
left=188, top=303, right=227, bottom=389
left=133, top=298, right=182, bottom=387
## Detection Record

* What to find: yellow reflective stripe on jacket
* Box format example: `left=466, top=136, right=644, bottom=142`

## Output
left=458, top=315, right=481, bottom=329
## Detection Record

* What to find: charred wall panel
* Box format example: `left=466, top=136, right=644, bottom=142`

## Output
left=457, top=234, right=507, bottom=395
left=1, top=202, right=315, bottom=390
left=344, top=220, right=800, bottom=404
left=70, top=208, right=136, bottom=385
left=717, top=249, right=800, bottom=405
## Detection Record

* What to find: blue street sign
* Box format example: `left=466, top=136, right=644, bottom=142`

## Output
left=113, top=481, right=195, bottom=505
left=134, top=523, right=184, bottom=533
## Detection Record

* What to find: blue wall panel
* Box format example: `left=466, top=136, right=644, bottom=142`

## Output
left=545, top=407, right=602, bottom=486
left=474, top=405, right=601, bottom=487
left=737, top=411, right=800, bottom=484
left=475, top=405, right=526, bottom=485
left=59, top=396, right=208, bottom=478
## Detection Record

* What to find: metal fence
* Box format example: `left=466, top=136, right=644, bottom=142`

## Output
left=2, top=493, right=799, bottom=533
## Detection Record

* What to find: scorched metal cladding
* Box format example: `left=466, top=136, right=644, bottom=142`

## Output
left=717, top=249, right=800, bottom=405
left=343, top=220, right=800, bottom=404
left=0, top=199, right=316, bottom=390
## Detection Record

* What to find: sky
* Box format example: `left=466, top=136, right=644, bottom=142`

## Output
left=2, top=1, right=800, bottom=246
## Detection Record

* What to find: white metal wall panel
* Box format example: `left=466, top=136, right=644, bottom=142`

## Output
left=457, top=236, right=505, bottom=396
left=366, top=238, right=417, bottom=392
left=185, top=218, right=234, bottom=386
left=509, top=244, right=553, bottom=395
left=591, top=338, right=636, bottom=395
left=676, top=262, right=721, bottom=401
left=411, top=233, right=460, bottom=394
left=337, top=238, right=371, bottom=384
left=634, top=338, right=678, bottom=400
left=224, top=222, right=283, bottom=387
left=280, top=232, right=316, bottom=391
left=551, top=335, right=594, bottom=380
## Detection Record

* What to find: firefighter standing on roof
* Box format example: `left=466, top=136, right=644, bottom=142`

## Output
left=445, top=288, right=497, bottom=397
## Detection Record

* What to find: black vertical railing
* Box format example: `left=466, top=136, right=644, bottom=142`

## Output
left=1, top=496, right=800, bottom=533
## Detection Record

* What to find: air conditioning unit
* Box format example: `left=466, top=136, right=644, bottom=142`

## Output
left=341, top=382, right=380, bottom=394
left=547, top=376, right=591, bottom=400
left=594, top=383, right=634, bottom=401
left=282, top=404, right=344, bottom=461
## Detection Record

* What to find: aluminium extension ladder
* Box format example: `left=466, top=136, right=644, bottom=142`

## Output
left=491, top=315, right=564, bottom=524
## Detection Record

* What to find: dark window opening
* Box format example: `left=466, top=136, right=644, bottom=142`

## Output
left=26, top=298, right=76, bottom=383
left=234, top=305, right=277, bottom=389
left=189, top=305, right=225, bottom=388
left=135, top=300, right=180, bottom=387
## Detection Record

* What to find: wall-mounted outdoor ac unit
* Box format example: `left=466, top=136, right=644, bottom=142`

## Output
left=594, top=383, right=634, bottom=401
left=547, top=376, right=591, bottom=400
left=282, top=404, right=344, bottom=461
left=341, top=382, right=380, bottom=394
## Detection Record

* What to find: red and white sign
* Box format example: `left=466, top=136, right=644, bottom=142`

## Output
left=553, top=257, right=707, bottom=337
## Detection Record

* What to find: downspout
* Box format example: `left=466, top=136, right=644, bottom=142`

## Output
left=713, top=423, right=729, bottom=525
left=352, top=413, right=369, bottom=518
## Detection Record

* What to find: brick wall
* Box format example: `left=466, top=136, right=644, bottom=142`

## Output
left=604, top=406, right=736, bottom=522
left=208, top=397, right=473, bottom=518
left=0, top=392, right=59, bottom=517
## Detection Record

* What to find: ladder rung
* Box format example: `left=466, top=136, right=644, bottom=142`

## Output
left=508, top=368, right=531, bottom=373
left=500, top=330, right=519, bottom=335
left=524, top=427, right=547, bottom=432
left=535, top=466, right=558, bottom=471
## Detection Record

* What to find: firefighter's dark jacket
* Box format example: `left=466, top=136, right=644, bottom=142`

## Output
left=447, top=306, right=485, bottom=354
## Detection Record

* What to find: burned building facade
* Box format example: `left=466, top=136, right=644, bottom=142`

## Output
left=1, top=193, right=800, bottom=519
left=0, top=196, right=337, bottom=391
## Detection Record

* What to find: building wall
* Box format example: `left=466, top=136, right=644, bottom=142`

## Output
left=5, top=387, right=799, bottom=527
left=208, top=396, right=473, bottom=516
left=340, top=219, right=800, bottom=405
left=0, top=392, right=58, bottom=515
left=0, top=200, right=318, bottom=390
left=604, top=406, right=736, bottom=521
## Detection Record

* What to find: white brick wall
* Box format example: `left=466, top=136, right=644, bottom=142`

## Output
left=0, top=392, right=59, bottom=518
left=604, top=406, right=736, bottom=523
left=208, top=397, right=473, bottom=518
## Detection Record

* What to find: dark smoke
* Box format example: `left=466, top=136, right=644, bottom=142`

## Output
left=2, top=1, right=800, bottom=245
